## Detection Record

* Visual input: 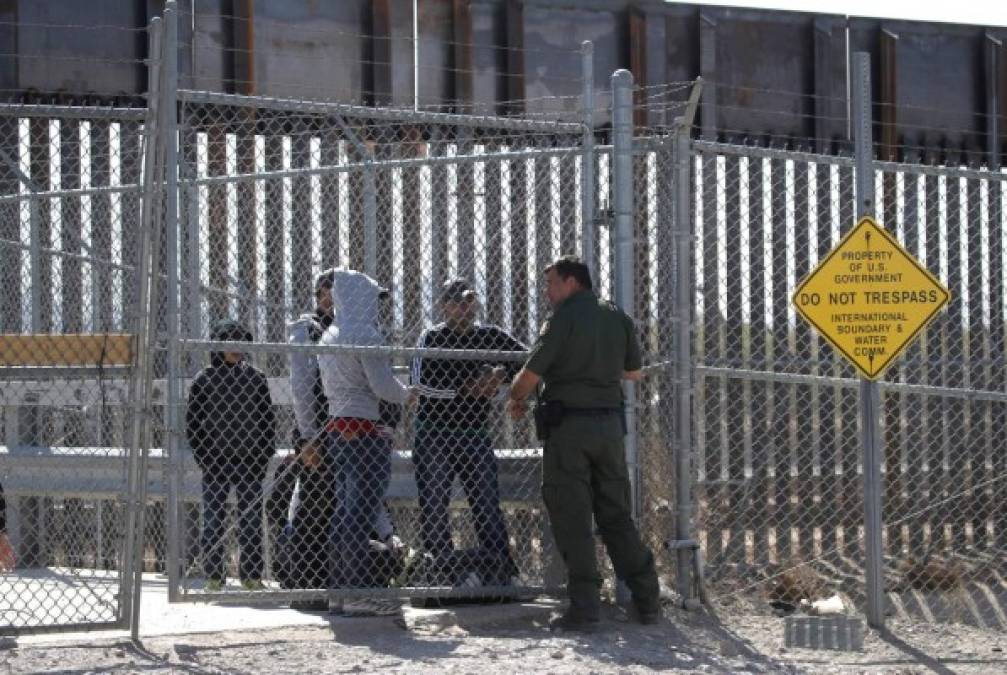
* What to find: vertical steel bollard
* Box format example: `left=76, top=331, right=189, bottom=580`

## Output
left=580, top=41, right=596, bottom=277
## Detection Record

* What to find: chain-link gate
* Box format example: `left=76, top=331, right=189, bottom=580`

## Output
left=161, top=89, right=606, bottom=606
left=0, top=100, right=152, bottom=631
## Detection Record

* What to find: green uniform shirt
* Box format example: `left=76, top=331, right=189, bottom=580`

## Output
left=524, top=290, right=642, bottom=408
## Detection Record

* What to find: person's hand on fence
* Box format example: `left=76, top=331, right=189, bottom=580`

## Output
left=506, top=397, right=528, bottom=420
left=0, top=533, right=15, bottom=572
left=298, top=439, right=323, bottom=471
left=461, top=366, right=507, bottom=399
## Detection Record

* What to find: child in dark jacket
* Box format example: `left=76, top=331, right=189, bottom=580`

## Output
left=186, top=319, right=276, bottom=590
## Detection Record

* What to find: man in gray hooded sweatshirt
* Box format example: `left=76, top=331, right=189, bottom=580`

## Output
left=317, top=269, right=414, bottom=615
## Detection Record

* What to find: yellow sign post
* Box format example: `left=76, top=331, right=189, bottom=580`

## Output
left=793, top=216, right=950, bottom=380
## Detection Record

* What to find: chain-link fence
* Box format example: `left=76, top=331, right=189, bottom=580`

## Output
left=690, top=140, right=868, bottom=602
left=690, top=137, right=1007, bottom=629
left=0, top=101, right=152, bottom=630
left=4, top=2, right=1003, bottom=644
left=873, top=158, right=1007, bottom=625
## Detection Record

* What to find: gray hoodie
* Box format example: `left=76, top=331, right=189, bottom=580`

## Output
left=317, top=269, right=410, bottom=421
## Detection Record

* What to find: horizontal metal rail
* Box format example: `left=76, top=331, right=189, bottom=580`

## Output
left=697, top=365, right=1007, bottom=403
left=693, top=139, right=1007, bottom=183
left=178, top=143, right=583, bottom=189
left=0, top=102, right=146, bottom=121
left=0, top=182, right=144, bottom=205
left=181, top=338, right=530, bottom=362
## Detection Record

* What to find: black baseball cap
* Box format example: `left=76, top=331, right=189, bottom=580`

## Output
left=440, top=279, right=476, bottom=303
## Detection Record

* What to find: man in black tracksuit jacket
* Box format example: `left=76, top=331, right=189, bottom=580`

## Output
left=186, top=319, right=276, bottom=589
left=411, top=279, right=526, bottom=585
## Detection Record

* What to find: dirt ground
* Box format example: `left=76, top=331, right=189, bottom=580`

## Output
left=2, top=595, right=1005, bottom=674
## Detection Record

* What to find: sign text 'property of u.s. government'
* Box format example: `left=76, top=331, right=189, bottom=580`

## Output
left=793, top=216, right=950, bottom=380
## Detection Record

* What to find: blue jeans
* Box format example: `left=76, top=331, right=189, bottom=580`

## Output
left=413, top=428, right=514, bottom=574
left=327, top=432, right=391, bottom=588
left=201, top=467, right=264, bottom=582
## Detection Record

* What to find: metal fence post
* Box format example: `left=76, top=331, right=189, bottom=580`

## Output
left=673, top=128, right=695, bottom=603
left=28, top=200, right=40, bottom=333
left=161, top=0, right=182, bottom=604
left=121, top=15, right=163, bottom=635
left=364, top=161, right=378, bottom=277
left=182, top=103, right=201, bottom=347
left=612, top=68, right=638, bottom=605
left=852, top=51, right=886, bottom=630
left=580, top=41, right=596, bottom=276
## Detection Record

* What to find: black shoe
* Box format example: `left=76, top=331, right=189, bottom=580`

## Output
left=410, top=596, right=444, bottom=609
left=550, top=612, right=601, bottom=633
left=636, top=607, right=661, bottom=625
left=290, top=599, right=328, bottom=612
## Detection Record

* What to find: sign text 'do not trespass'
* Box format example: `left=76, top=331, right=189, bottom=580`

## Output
left=793, top=216, right=950, bottom=380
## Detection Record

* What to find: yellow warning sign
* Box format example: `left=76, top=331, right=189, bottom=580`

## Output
left=793, top=216, right=950, bottom=380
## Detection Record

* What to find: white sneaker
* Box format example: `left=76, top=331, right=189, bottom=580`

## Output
left=458, top=571, right=483, bottom=589
left=340, top=598, right=402, bottom=617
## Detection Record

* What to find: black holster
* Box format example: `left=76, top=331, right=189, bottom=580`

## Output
left=533, top=400, right=565, bottom=441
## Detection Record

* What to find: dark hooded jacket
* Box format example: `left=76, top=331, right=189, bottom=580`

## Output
left=185, top=320, right=276, bottom=475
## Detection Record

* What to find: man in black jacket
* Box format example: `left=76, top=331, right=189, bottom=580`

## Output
left=186, top=319, right=276, bottom=591
left=0, top=481, right=13, bottom=571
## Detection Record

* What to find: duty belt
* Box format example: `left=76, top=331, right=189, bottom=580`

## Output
left=562, top=407, right=621, bottom=416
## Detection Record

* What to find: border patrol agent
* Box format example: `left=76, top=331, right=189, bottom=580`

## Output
left=507, top=255, right=660, bottom=631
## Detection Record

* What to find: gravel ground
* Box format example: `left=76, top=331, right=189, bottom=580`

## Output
left=2, top=598, right=1004, bottom=674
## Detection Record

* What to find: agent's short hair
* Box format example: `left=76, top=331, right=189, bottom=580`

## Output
left=545, top=255, right=592, bottom=290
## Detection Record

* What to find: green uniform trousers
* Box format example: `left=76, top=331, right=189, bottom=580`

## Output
left=541, top=413, right=660, bottom=618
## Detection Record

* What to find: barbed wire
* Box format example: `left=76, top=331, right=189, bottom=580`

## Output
left=0, top=19, right=148, bottom=33
left=0, top=53, right=147, bottom=66
left=704, top=80, right=850, bottom=105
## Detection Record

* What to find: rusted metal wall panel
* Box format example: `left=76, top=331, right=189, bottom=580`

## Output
left=698, top=7, right=825, bottom=142
left=190, top=0, right=232, bottom=94
left=5, top=0, right=1007, bottom=159
left=850, top=18, right=1007, bottom=160
left=245, top=0, right=369, bottom=102
left=417, top=0, right=453, bottom=108
left=521, top=2, right=622, bottom=122
left=17, top=0, right=147, bottom=99
left=0, top=1, right=17, bottom=96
